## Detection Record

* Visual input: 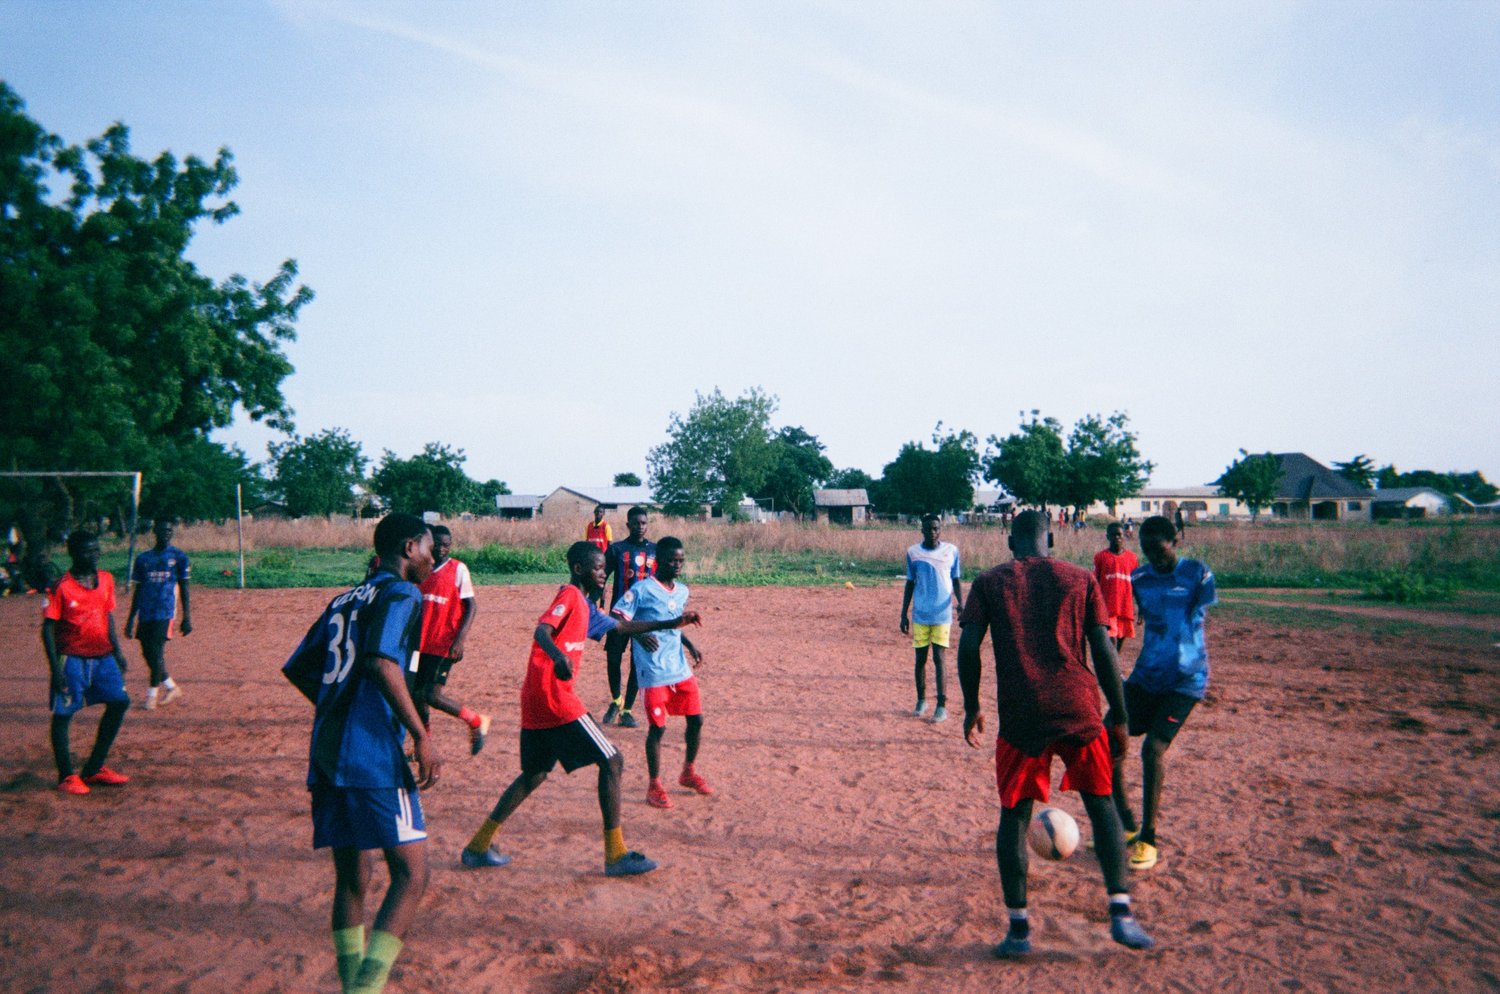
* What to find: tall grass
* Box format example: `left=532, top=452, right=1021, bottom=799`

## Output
left=149, top=515, right=1500, bottom=590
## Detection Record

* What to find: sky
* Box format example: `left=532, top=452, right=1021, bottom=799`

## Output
left=4, top=1, right=1497, bottom=495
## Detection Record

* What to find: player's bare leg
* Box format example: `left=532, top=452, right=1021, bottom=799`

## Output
left=599, top=750, right=657, bottom=875
left=1082, top=792, right=1154, bottom=949
left=929, top=644, right=948, bottom=722
left=603, top=632, right=626, bottom=724
left=679, top=713, right=712, bottom=794
left=1111, top=749, right=1141, bottom=837
left=645, top=724, right=670, bottom=806
left=1133, top=735, right=1169, bottom=870
left=331, top=848, right=374, bottom=991
left=992, top=801, right=1033, bottom=958
left=912, top=645, right=930, bottom=716
left=341, top=841, right=430, bottom=994
left=425, top=683, right=490, bottom=756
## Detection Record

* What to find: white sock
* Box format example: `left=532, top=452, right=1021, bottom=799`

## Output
left=163, top=678, right=177, bottom=690
left=147, top=687, right=159, bottom=699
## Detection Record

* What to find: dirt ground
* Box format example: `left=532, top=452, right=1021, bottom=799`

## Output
left=1, top=583, right=1496, bottom=994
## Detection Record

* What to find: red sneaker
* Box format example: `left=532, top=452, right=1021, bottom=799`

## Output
left=678, top=768, right=715, bottom=795
left=58, top=774, right=90, bottom=795
left=646, top=779, right=673, bottom=808
left=84, top=767, right=130, bottom=786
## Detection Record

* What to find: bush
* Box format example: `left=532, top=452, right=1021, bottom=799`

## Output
left=258, top=550, right=298, bottom=570
left=1364, top=569, right=1456, bottom=604
left=469, top=543, right=566, bottom=574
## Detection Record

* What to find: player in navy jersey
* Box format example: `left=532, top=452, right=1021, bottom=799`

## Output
left=125, top=519, right=192, bottom=709
left=282, top=514, right=441, bottom=994
left=601, top=505, right=656, bottom=727
left=1111, top=514, right=1217, bottom=872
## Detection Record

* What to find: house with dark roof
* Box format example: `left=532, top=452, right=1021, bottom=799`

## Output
left=1371, top=487, right=1451, bottom=519
left=1263, top=453, right=1374, bottom=521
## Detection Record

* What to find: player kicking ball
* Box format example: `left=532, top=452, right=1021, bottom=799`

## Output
left=461, top=542, right=699, bottom=876
left=611, top=536, right=714, bottom=808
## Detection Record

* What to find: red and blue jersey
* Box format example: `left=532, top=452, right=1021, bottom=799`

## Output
left=132, top=545, right=190, bottom=622
left=604, top=539, right=656, bottom=607
left=283, top=570, right=425, bottom=788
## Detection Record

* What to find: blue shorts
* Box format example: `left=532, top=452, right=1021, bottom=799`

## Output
left=310, top=784, right=427, bottom=851
left=51, top=655, right=130, bottom=717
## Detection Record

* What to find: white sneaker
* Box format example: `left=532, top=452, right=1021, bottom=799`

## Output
left=145, top=694, right=159, bottom=711
left=160, top=685, right=183, bottom=706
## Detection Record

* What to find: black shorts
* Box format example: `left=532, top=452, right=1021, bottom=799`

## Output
left=136, top=619, right=170, bottom=656
left=520, top=715, right=618, bottom=775
left=413, top=654, right=455, bottom=695
left=1117, top=683, right=1198, bottom=744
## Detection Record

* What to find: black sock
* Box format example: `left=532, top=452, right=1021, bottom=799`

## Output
left=1007, top=909, right=1029, bottom=938
left=1137, top=828, right=1156, bottom=846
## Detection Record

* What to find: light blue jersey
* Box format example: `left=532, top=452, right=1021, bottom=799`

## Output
left=612, top=575, right=691, bottom=689
left=906, top=541, right=961, bottom=625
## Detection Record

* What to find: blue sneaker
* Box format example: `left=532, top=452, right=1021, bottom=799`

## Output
left=1110, top=913, right=1155, bottom=949
left=605, top=850, right=658, bottom=877
left=992, top=932, right=1032, bottom=958
left=461, top=846, right=512, bottom=869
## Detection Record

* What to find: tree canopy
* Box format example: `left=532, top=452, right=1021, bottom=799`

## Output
left=647, top=388, right=778, bottom=515
left=1334, top=455, right=1377, bottom=489
left=1216, top=449, right=1282, bottom=519
left=984, top=411, right=1151, bottom=514
left=1375, top=465, right=1498, bottom=505
left=756, top=426, right=834, bottom=517
left=0, top=83, right=312, bottom=534
left=369, top=442, right=507, bottom=516
left=268, top=429, right=367, bottom=518
left=870, top=425, right=979, bottom=517
left=612, top=472, right=642, bottom=487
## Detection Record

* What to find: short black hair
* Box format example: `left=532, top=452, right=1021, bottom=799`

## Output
left=920, top=513, right=940, bottom=527
left=567, top=540, right=603, bottom=571
left=1011, top=509, right=1048, bottom=542
left=1139, top=515, right=1176, bottom=544
left=627, top=505, right=648, bottom=520
left=429, top=524, right=452, bottom=541
left=66, top=529, right=98, bottom=556
left=1106, top=522, right=1124, bottom=537
left=373, top=513, right=430, bottom=559
left=657, top=535, right=684, bottom=560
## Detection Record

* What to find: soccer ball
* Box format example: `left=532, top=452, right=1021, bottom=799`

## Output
left=1027, top=806, right=1079, bottom=861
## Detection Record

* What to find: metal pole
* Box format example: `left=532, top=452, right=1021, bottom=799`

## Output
left=236, top=484, right=245, bottom=589
left=124, top=472, right=141, bottom=591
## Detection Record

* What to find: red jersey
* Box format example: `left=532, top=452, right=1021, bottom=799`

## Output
left=43, top=571, right=117, bottom=658
left=520, top=584, right=617, bottom=730
left=1093, top=548, right=1139, bottom=621
left=958, top=557, right=1109, bottom=756
left=418, top=557, right=475, bottom=657
left=585, top=520, right=612, bottom=553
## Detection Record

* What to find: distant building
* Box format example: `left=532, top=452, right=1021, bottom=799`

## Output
left=813, top=488, right=870, bottom=525
left=494, top=494, right=543, bottom=519
left=1371, top=487, right=1451, bottom=519
left=540, top=486, right=656, bottom=518
left=1101, top=486, right=1260, bottom=521
left=1260, top=453, right=1373, bottom=521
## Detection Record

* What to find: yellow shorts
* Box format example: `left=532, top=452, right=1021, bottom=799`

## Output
left=912, top=623, right=951, bottom=649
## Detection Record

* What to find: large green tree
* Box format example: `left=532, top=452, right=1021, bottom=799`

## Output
left=984, top=413, right=1067, bottom=510
left=141, top=436, right=264, bottom=523
left=369, top=442, right=506, bottom=516
left=870, top=425, right=979, bottom=517
left=269, top=429, right=367, bottom=518
left=756, top=426, right=834, bottom=517
left=1059, top=413, right=1154, bottom=514
left=1216, top=450, right=1282, bottom=520
left=1334, top=455, right=1377, bottom=489
left=647, top=388, right=777, bottom=515
left=827, top=467, right=875, bottom=491
left=0, top=83, right=312, bottom=537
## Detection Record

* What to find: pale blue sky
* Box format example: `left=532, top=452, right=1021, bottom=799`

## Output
left=4, top=1, right=1497, bottom=494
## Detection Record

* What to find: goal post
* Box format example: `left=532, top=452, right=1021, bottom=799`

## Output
left=0, top=470, right=143, bottom=589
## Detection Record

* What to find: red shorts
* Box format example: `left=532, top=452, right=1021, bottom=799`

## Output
left=1107, top=614, right=1136, bottom=639
left=993, top=733, right=1113, bottom=808
left=641, top=677, right=702, bottom=729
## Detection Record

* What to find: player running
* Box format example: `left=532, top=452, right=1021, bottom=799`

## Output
left=601, top=505, right=656, bottom=727
left=1111, top=514, right=1217, bottom=872
left=611, top=536, right=713, bottom=809
left=124, top=518, right=192, bottom=709
left=414, top=525, right=490, bottom=756
left=1092, top=522, right=1139, bottom=653
left=461, top=541, right=697, bottom=876
left=957, top=510, right=1154, bottom=957
left=900, top=513, right=963, bottom=723
left=281, top=514, right=441, bottom=994
left=44, top=530, right=132, bottom=795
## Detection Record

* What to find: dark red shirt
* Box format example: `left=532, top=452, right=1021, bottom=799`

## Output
left=959, top=557, right=1109, bottom=756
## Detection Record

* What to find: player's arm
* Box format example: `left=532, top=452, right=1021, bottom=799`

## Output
left=957, top=621, right=986, bottom=748
left=1087, top=624, right=1129, bottom=758
left=900, top=578, right=914, bottom=633
left=106, top=612, right=127, bottom=674
left=534, top=622, right=572, bottom=681
left=682, top=634, right=703, bottom=666
left=612, top=611, right=700, bottom=638
left=450, top=596, right=476, bottom=661
left=124, top=582, right=141, bottom=639
left=281, top=618, right=327, bottom=703
left=951, top=576, right=964, bottom=614
left=363, top=651, right=440, bottom=789
left=41, top=618, right=65, bottom=695
left=178, top=573, right=192, bottom=635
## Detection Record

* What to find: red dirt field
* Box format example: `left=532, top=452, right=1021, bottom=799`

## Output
left=1, top=584, right=1496, bottom=994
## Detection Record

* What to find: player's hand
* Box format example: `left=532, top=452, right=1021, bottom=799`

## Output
left=124, top=620, right=134, bottom=639
left=449, top=639, right=464, bottom=662
left=678, top=611, right=702, bottom=628
left=963, top=710, right=985, bottom=748
left=1108, top=722, right=1128, bottom=759
left=640, top=634, right=659, bottom=652
left=689, top=645, right=703, bottom=665
left=899, top=615, right=909, bottom=635
left=180, top=618, right=193, bottom=636
left=413, top=736, right=441, bottom=789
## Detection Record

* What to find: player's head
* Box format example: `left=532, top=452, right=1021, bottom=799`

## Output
left=593, top=504, right=606, bottom=522
left=627, top=505, right=649, bottom=541
left=1106, top=521, right=1124, bottom=551
left=429, top=524, right=453, bottom=565
left=152, top=518, right=176, bottom=547
left=567, top=540, right=606, bottom=592
left=1007, top=509, right=1050, bottom=558
left=66, top=529, right=100, bottom=569
left=373, top=513, right=435, bottom=584
left=656, top=536, right=685, bottom=582
left=1139, top=515, right=1178, bottom=570
left=920, top=513, right=941, bottom=545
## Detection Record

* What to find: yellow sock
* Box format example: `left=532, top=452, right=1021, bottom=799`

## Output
left=332, top=925, right=365, bottom=993
left=604, top=826, right=627, bottom=863
left=467, top=818, right=500, bottom=854
left=349, top=929, right=402, bottom=994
